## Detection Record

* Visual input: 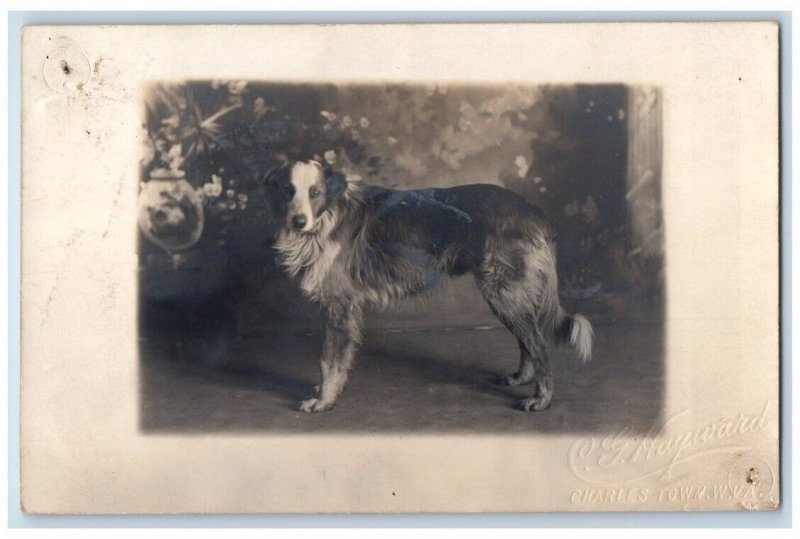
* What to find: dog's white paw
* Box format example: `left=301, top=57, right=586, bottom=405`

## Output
left=299, top=398, right=334, bottom=413
left=518, top=396, right=551, bottom=412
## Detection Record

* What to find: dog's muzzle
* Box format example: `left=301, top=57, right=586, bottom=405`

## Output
left=291, top=215, right=308, bottom=230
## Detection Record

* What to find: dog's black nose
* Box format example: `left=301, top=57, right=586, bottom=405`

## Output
left=292, top=215, right=308, bottom=230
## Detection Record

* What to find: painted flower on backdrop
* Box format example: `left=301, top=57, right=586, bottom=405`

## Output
left=202, top=174, right=224, bottom=197
left=200, top=172, right=249, bottom=213
left=514, top=155, right=530, bottom=178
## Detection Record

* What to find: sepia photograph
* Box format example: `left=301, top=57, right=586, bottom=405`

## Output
left=18, top=22, right=779, bottom=515
left=138, top=81, right=664, bottom=432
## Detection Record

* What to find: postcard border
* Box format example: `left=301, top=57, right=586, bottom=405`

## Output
left=7, top=9, right=792, bottom=528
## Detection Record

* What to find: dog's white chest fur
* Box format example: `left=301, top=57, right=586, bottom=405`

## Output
left=275, top=229, right=341, bottom=300
left=298, top=240, right=341, bottom=297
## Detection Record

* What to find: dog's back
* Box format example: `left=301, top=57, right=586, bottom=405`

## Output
left=358, top=183, right=555, bottom=278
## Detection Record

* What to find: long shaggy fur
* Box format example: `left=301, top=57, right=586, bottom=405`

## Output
left=267, top=161, right=593, bottom=413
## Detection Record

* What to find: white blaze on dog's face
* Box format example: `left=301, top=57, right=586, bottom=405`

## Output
left=287, top=161, right=325, bottom=233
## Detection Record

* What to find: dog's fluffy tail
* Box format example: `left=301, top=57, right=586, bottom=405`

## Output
left=554, top=309, right=594, bottom=363
left=529, top=239, right=594, bottom=363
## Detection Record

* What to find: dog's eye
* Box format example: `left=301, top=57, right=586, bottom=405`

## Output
left=309, top=187, right=321, bottom=199
left=283, top=184, right=295, bottom=199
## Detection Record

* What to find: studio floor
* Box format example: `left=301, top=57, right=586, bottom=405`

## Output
left=139, top=317, right=664, bottom=434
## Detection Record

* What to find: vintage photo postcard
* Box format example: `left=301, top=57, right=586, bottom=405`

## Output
left=20, top=22, right=779, bottom=513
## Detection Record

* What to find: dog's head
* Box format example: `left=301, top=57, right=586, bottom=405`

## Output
left=264, top=160, right=348, bottom=234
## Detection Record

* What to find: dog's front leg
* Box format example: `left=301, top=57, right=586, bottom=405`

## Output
left=299, top=302, right=363, bottom=413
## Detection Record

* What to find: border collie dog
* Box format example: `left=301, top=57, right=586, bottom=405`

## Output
left=267, top=160, right=593, bottom=413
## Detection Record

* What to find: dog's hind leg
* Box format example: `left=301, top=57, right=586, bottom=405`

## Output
left=497, top=339, right=535, bottom=386
left=515, top=332, right=553, bottom=412
left=299, top=301, right=363, bottom=413
left=492, top=307, right=554, bottom=411
left=478, top=240, right=558, bottom=411
left=478, top=282, right=554, bottom=410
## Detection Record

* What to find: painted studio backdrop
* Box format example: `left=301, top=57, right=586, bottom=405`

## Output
left=137, top=81, right=665, bottom=432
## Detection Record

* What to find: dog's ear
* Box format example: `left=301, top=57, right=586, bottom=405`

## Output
left=323, top=166, right=348, bottom=199
left=259, top=162, right=293, bottom=215
left=261, top=163, right=288, bottom=191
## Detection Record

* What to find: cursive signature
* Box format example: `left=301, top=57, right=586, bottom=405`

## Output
left=569, top=401, right=772, bottom=486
